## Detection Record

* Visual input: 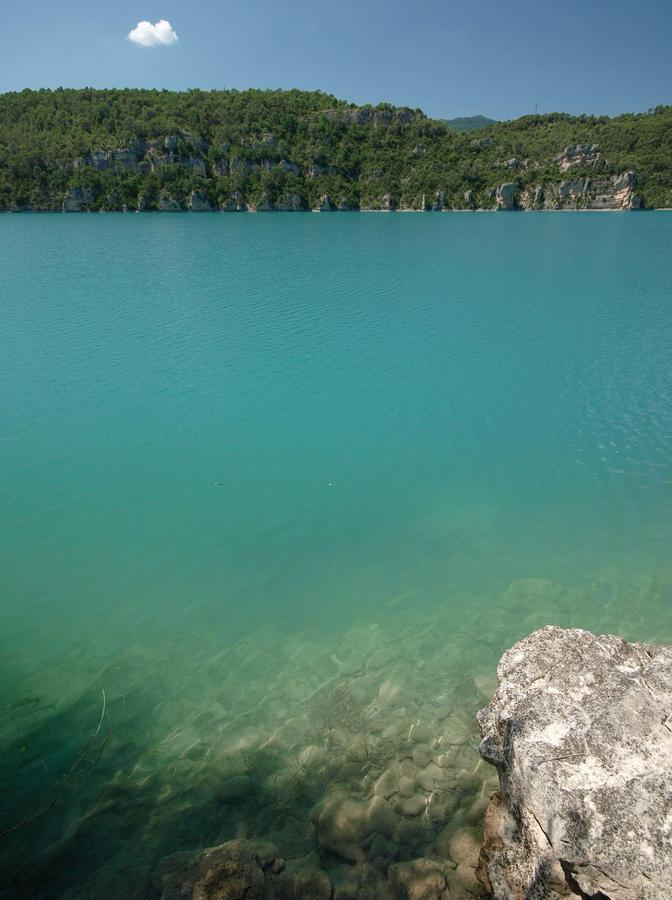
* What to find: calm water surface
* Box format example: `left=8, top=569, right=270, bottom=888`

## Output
left=1, top=213, right=671, bottom=897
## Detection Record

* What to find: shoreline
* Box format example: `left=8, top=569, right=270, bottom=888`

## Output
left=4, top=207, right=672, bottom=214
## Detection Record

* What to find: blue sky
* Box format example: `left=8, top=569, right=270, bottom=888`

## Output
left=2, top=0, right=671, bottom=119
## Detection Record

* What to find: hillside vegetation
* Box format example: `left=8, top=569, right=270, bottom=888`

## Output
left=1, top=88, right=671, bottom=211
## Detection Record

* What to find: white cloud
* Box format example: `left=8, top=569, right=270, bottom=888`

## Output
left=128, top=20, right=178, bottom=48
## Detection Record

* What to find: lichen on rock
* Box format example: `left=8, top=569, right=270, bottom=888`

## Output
left=477, top=625, right=672, bottom=899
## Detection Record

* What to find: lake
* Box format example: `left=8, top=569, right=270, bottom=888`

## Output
left=1, top=212, right=671, bottom=897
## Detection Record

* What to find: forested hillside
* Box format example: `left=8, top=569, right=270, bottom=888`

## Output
left=1, top=88, right=671, bottom=211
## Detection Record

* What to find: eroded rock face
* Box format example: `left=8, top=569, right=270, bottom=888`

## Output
left=432, top=191, right=446, bottom=211
left=255, top=192, right=275, bottom=212
left=325, top=106, right=421, bottom=127
left=319, top=194, right=338, bottom=211
left=338, top=197, right=359, bottom=211
left=518, top=172, right=642, bottom=210
left=62, top=186, right=96, bottom=211
left=188, top=190, right=215, bottom=211
left=220, top=191, right=247, bottom=211
left=477, top=626, right=672, bottom=899
left=556, top=143, right=602, bottom=172
left=495, top=183, right=518, bottom=210
left=74, top=147, right=146, bottom=172
left=158, top=195, right=182, bottom=212
left=274, top=192, right=308, bottom=211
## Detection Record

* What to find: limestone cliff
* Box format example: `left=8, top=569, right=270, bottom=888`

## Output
left=49, top=131, right=653, bottom=214
left=517, top=171, right=642, bottom=210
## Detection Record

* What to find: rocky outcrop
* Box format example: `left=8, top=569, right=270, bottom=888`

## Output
left=187, top=190, right=215, bottom=211
left=149, top=152, right=207, bottom=177
left=274, top=192, right=308, bottom=211
left=37, top=121, right=655, bottom=214
left=556, top=143, right=602, bottom=172
left=74, top=147, right=146, bottom=172
left=219, top=191, right=247, bottom=212
left=62, top=186, right=96, bottom=211
left=418, top=192, right=446, bottom=211
left=325, top=106, right=421, bottom=127
left=253, top=193, right=308, bottom=211
left=307, top=163, right=344, bottom=178
left=318, top=194, right=337, bottom=211
left=137, top=134, right=208, bottom=176
left=477, top=626, right=672, bottom=899
left=432, top=191, right=446, bottom=211
left=158, top=195, right=182, bottom=211
left=34, top=135, right=650, bottom=214
left=495, top=182, right=518, bottom=210
left=275, top=159, right=301, bottom=175
left=255, top=193, right=275, bottom=212
left=611, top=171, right=643, bottom=209
left=520, top=172, right=642, bottom=210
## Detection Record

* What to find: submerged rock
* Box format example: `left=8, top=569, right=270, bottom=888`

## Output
left=388, top=857, right=450, bottom=898
left=151, top=839, right=330, bottom=899
left=152, top=840, right=267, bottom=899
left=477, top=626, right=672, bottom=899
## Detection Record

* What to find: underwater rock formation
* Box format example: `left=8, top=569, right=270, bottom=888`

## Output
left=151, top=839, right=332, bottom=899
left=477, top=626, right=672, bottom=899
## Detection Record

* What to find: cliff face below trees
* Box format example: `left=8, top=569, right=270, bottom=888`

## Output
left=477, top=626, right=672, bottom=899
left=2, top=89, right=671, bottom=213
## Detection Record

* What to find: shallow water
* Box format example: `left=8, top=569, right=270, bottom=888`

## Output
left=1, top=212, right=671, bottom=897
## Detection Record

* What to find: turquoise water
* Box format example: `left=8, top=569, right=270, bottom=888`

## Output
left=1, top=212, right=671, bottom=897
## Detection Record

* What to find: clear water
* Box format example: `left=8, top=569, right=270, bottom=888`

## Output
left=1, top=212, right=671, bottom=897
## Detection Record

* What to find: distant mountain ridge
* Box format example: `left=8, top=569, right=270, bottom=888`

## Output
left=441, top=115, right=496, bottom=132
left=1, top=89, right=671, bottom=211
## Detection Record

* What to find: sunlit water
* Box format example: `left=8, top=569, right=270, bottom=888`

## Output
left=1, top=212, right=671, bottom=898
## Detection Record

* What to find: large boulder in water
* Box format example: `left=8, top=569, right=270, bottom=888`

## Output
left=477, top=626, right=672, bottom=899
